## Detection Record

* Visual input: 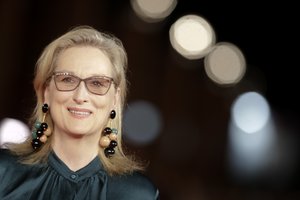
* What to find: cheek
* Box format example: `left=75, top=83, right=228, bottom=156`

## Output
left=92, top=96, right=113, bottom=111
left=46, top=88, right=71, bottom=116
left=45, top=82, right=69, bottom=104
left=92, top=95, right=116, bottom=118
left=94, top=88, right=117, bottom=107
left=48, top=91, right=70, bottom=105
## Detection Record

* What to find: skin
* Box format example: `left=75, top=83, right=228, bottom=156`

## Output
left=44, top=46, right=120, bottom=171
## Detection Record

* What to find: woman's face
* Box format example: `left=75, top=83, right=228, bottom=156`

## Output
left=44, top=46, right=119, bottom=138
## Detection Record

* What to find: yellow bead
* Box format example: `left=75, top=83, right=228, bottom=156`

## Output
left=109, top=133, right=117, bottom=140
left=99, top=136, right=110, bottom=148
left=44, top=127, right=52, bottom=136
left=39, top=135, right=48, bottom=143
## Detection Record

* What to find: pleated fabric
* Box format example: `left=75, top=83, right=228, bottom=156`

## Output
left=0, top=149, right=159, bottom=200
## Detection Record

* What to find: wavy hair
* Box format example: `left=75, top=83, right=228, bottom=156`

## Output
left=7, top=26, right=143, bottom=175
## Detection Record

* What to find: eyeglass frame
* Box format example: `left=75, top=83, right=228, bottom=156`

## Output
left=51, top=72, right=115, bottom=95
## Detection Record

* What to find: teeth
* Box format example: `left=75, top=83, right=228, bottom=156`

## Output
left=69, top=109, right=91, bottom=116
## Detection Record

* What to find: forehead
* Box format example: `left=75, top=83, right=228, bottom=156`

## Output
left=55, top=46, right=113, bottom=77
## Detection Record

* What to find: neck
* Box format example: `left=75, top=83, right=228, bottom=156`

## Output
left=51, top=131, right=100, bottom=171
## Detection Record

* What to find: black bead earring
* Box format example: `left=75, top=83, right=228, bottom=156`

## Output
left=110, top=110, right=116, bottom=119
left=31, top=104, right=51, bottom=150
left=99, top=110, right=118, bottom=157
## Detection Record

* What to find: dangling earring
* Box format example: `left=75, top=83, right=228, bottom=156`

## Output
left=31, top=103, right=51, bottom=150
left=99, top=110, right=118, bottom=157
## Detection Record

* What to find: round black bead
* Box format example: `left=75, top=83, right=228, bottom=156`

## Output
left=109, top=140, right=118, bottom=148
left=104, top=147, right=115, bottom=157
left=41, top=122, right=48, bottom=131
left=42, top=104, right=49, bottom=113
left=36, top=129, right=44, bottom=137
left=110, top=110, right=116, bottom=119
left=103, top=127, right=112, bottom=135
left=32, top=138, right=42, bottom=149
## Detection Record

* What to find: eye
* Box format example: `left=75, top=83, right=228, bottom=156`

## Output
left=91, top=80, right=102, bottom=87
left=88, top=78, right=110, bottom=88
left=58, top=75, right=76, bottom=83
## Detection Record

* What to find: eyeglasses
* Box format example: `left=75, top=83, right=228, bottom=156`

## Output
left=52, top=72, right=114, bottom=95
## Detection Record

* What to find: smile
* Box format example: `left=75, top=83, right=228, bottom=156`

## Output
left=68, top=108, right=92, bottom=117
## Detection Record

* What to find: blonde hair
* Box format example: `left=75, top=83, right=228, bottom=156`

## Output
left=8, top=26, right=143, bottom=175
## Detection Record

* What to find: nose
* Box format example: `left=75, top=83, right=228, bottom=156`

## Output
left=72, top=81, right=89, bottom=104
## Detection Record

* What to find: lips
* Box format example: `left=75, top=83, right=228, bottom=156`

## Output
left=67, top=107, right=92, bottom=118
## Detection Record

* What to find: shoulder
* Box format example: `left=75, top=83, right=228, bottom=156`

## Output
left=0, top=148, right=17, bottom=164
left=107, top=171, right=160, bottom=200
left=0, top=148, right=19, bottom=177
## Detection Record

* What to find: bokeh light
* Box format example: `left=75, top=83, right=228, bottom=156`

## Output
left=123, top=100, right=163, bottom=145
left=228, top=117, right=276, bottom=179
left=130, top=0, right=177, bottom=23
left=231, top=91, right=270, bottom=133
left=169, top=14, right=216, bottom=60
left=0, top=118, right=30, bottom=147
left=204, top=42, right=246, bottom=85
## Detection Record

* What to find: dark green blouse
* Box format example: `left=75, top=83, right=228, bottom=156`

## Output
left=0, top=149, right=159, bottom=200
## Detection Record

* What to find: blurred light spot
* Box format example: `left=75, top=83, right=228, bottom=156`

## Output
left=124, top=100, right=162, bottom=145
left=169, top=14, right=216, bottom=60
left=204, top=42, right=246, bottom=85
left=232, top=91, right=270, bottom=133
left=228, top=117, right=276, bottom=179
left=0, top=118, right=30, bottom=147
left=228, top=109, right=300, bottom=185
left=130, top=0, right=177, bottom=23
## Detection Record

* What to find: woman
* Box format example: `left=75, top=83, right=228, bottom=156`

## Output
left=0, top=26, right=159, bottom=199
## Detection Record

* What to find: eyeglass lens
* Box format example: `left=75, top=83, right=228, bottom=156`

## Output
left=54, top=73, right=112, bottom=95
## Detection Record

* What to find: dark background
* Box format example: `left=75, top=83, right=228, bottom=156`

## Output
left=1, top=0, right=299, bottom=199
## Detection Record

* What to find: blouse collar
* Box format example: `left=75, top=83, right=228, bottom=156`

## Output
left=48, top=151, right=105, bottom=182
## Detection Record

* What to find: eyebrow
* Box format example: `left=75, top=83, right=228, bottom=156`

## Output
left=54, top=71, right=111, bottom=78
